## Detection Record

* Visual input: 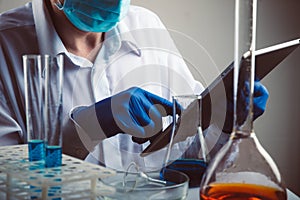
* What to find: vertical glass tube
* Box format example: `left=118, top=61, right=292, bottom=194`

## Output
left=23, top=55, right=45, bottom=162
left=44, top=54, right=64, bottom=168
left=233, top=0, right=257, bottom=134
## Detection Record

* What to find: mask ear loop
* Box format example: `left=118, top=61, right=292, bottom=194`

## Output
left=55, top=0, right=64, bottom=10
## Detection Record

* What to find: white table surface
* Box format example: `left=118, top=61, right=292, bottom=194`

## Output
left=187, top=187, right=300, bottom=200
left=1, top=183, right=298, bottom=199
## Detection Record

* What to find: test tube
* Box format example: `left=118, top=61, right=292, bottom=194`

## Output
left=44, top=54, right=64, bottom=168
left=23, top=55, right=45, bottom=162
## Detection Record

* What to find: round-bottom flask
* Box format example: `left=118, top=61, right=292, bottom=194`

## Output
left=199, top=130, right=287, bottom=199
left=200, top=0, right=287, bottom=198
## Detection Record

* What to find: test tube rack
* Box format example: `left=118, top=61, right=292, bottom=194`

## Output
left=0, top=145, right=116, bottom=200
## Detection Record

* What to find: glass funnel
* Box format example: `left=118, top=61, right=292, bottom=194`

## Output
left=199, top=0, right=287, bottom=199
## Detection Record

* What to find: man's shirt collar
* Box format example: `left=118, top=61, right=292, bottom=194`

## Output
left=32, top=0, right=65, bottom=57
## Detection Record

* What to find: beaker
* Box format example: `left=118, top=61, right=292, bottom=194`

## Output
left=100, top=168, right=189, bottom=200
left=163, top=95, right=209, bottom=188
left=199, top=0, right=287, bottom=199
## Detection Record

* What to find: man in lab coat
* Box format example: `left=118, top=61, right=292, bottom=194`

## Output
left=0, top=0, right=268, bottom=171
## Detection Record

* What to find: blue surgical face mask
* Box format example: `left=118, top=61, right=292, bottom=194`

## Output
left=55, top=0, right=131, bottom=32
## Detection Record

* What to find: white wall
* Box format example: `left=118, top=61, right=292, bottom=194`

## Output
left=0, top=0, right=29, bottom=11
left=1, top=0, right=299, bottom=195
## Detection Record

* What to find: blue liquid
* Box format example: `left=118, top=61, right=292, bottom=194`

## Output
left=164, top=159, right=208, bottom=188
left=45, top=146, right=62, bottom=168
left=28, top=140, right=45, bottom=161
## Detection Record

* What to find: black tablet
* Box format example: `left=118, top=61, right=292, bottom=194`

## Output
left=141, top=38, right=300, bottom=157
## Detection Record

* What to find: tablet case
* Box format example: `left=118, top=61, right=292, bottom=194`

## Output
left=141, top=38, right=300, bottom=157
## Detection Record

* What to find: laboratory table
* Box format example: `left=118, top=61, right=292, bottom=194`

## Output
left=0, top=145, right=299, bottom=199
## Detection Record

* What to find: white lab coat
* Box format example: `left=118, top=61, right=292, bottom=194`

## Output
left=0, top=0, right=228, bottom=172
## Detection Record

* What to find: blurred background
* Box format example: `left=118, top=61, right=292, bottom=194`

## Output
left=1, top=0, right=299, bottom=195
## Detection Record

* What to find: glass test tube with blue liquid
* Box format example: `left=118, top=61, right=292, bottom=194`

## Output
left=44, top=54, right=64, bottom=168
left=23, top=55, right=46, bottom=162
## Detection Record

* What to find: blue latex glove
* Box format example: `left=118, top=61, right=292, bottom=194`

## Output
left=223, top=80, right=269, bottom=133
left=252, top=81, right=269, bottom=119
left=95, top=87, right=179, bottom=143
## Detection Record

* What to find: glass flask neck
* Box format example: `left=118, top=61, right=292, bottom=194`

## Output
left=232, top=53, right=255, bottom=136
left=233, top=0, right=257, bottom=134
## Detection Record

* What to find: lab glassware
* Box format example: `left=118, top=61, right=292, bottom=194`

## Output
left=199, top=0, right=287, bottom=199
left=23, top=54, right=45, bottom=162
left=23, top=54, right=64, bottom=167
left=163, top=95, right=209, bottom=188
left=99, top=168, right=189, bottom=200
left=43, top=54, right=64, bottom=168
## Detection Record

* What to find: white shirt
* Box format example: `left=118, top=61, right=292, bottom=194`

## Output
left=0, top=0, right=228, bottom=172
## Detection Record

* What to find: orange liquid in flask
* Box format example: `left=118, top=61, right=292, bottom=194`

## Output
left=200, top=182, right=287, bottom=200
